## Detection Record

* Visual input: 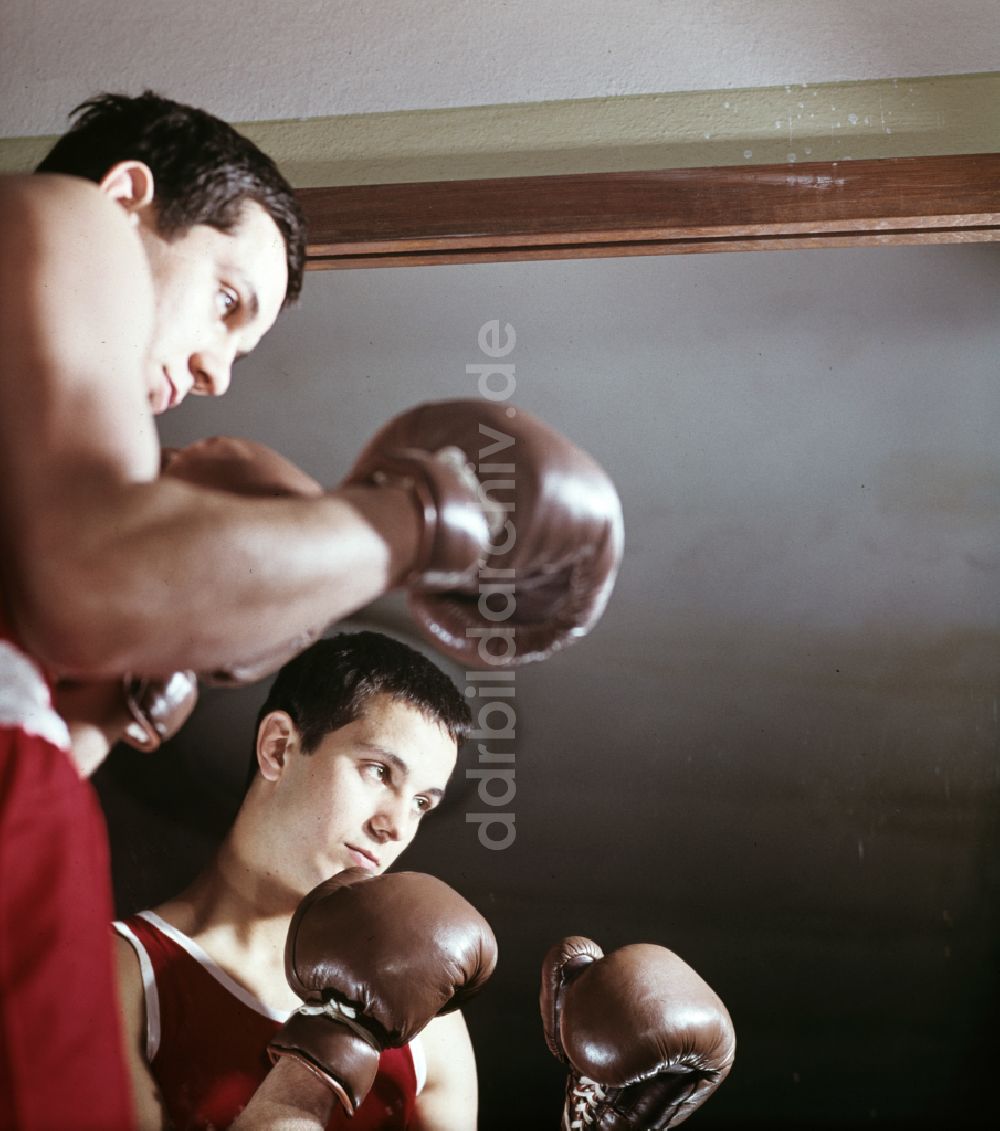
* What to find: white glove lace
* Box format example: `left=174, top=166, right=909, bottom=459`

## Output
left=565, top=1075, right=608, bottom=1129
left=295, top=998, right=358, bottom=1021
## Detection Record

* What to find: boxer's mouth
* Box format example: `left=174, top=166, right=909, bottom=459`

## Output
left=346, top=844, right=379, bottom=871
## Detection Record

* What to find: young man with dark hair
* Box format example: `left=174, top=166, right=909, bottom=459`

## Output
left=113, top=632, right=485, bottom=1131
left=0, top=88, right=621, bottom=1129
left=35, top=91, right=306, bottom=304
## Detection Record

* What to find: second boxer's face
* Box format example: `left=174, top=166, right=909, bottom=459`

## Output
left=277, top=694, right=458, bottom=885
left=138, top=201, right=288, bottom=414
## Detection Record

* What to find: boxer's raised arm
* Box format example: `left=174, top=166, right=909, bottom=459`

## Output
left=1, top=177, right=622, bottom=678
left=0, top=176, right=419, bottom=677
left=7, top=473, right=421, bottom=678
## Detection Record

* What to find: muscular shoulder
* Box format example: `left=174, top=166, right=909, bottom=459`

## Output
left=411, top=1010, right=478, bottom=1128
left=0, top=169, right=153, bottom=341
left=1, top=172, right=134, bottom=240
left=0, top=171, right=157, bottom=483
left=114, top=928, right=146, bottom=1012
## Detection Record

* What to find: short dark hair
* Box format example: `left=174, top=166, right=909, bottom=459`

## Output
left=255, top=632, right=471, bottom=760
left=36, top=90, right=306, bottom=304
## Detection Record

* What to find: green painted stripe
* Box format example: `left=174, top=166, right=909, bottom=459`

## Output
left=4, top=72, right=999, bottom=185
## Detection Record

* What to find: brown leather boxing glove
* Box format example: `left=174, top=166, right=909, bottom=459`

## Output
left=269, top=870, right=498, bottom=1115
left=52, top=670, right=198, bottom=756
left=120, top=670, right=199, bottom=752
left=160, top=436, right=327, bottom=685
left=541, top=936, right=736, bottom=1130
left=345, top=399, right=624, bottom=667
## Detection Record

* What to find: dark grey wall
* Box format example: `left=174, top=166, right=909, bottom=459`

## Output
left=96, top=242, right=1000, bottom=1127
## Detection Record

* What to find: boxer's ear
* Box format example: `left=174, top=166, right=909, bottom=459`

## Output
left=257, top=710, right=296, bottom=782
left=98, top=160, right=154, bottom=224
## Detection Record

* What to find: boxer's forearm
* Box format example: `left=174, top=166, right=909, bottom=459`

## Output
left=229, top=1058, right=336, bottom=1131
left=7, top=477, right=420, bottom=678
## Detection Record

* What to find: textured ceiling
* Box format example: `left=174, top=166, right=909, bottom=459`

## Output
left=3, top=0, right=1000, bottom=136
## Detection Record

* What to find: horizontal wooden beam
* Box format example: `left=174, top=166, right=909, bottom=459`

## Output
left=298, top=152, right=1000, bottom=269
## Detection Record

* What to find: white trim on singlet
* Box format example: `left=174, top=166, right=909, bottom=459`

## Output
left=137, top=911, right=292, bottom=1022
left=0, top=641, right=70, bottom=751
left=112, top=920, right=163, bottom=1062
left=112, top=910, right=427, bottom=1093
left=410, top=1031, right=427, bottom=1093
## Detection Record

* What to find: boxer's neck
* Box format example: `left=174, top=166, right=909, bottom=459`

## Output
left=151, top=832, right=306, bottom=1011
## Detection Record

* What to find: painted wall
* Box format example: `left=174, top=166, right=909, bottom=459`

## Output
left=4, top=4, right=999, bottom=181
left=4, top=0, right=1000, bottom=137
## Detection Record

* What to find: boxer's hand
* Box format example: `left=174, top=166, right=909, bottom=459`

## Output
left=268, top=870, right=497, bottom=1115
left=541, top=936, right=736, bottom=1130
left=345, top=399, right=624, bottom=667
left=161, top=436, right=324, bottom=500
left=161, top=437, right=327, bottom=685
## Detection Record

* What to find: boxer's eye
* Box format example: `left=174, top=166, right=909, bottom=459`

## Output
left=217, top=286, right=239, bottom=318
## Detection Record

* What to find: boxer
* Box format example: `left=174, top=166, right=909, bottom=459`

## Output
left=541, top=936, right=736, bottom=1129
left=1, top=90, right=622, bottom=1129
left=113, top=631, right=492, bottom=1131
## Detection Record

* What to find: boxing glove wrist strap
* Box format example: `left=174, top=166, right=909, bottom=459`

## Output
left=366, top=446, right=494, bottom=590
left=121, top=670, right=198, bottom=753
left=270, top=1006, right=381, bottom=1116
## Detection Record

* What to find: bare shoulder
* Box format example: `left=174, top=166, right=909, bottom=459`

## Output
left=113, top=928, right=145, bottom=1003
left=1, top=173, right=119, bottom=253
left=411, top=1012, right=478, bottom=1130
left=419, top=1011, right=476, bottom=1085
left=113, top=928, right=149, bottom=1051
left=422, top=1010, right=472, bottom=1050
left=0, top=171, right=153, bottom=339
left=1, top=172, right=136, bottom=240
left=148, top=895, right=197, bottom=936
left=0, top=170, right=157, bottom=483
left=113, top=926, right=170, bottom=1129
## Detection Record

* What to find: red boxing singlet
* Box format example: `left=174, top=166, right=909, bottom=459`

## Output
left=114, top=912, right=423, bottom=1130
left=0, top=602, right=134, bottom=1130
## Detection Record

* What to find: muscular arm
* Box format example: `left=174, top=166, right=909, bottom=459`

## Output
left=229, top=1060, right=336, bottom=1131
left=410, top=1012, right=479, bottom=1131
left=113, top=934, right=170, bottom=1131
left=0, top=175, right=420, bottom=678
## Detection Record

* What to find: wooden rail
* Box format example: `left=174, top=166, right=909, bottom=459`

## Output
left=298, top=153, right=1000, bottom=269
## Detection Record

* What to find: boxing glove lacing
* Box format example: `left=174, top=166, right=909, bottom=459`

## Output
left=295, top=998, right=358, bottom=1023
left=292, top=997, right=385, bottom=1051
left=565, top=1076, right=608, bottom=1129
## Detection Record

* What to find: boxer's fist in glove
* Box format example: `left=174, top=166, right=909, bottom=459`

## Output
left=121, top=670, right=199, bottom=752
left=541, top=936, right=735, bottom=1130
left=345, top=399, right=624, bottom=667
left=161, top=437, right=327, bottom=685
left=269, top=869, right=497, bottom=1115
left=53, top=670, right=197, bottom=775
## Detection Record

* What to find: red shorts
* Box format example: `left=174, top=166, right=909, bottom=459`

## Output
left=0, top=644, right=134, bottom=1130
